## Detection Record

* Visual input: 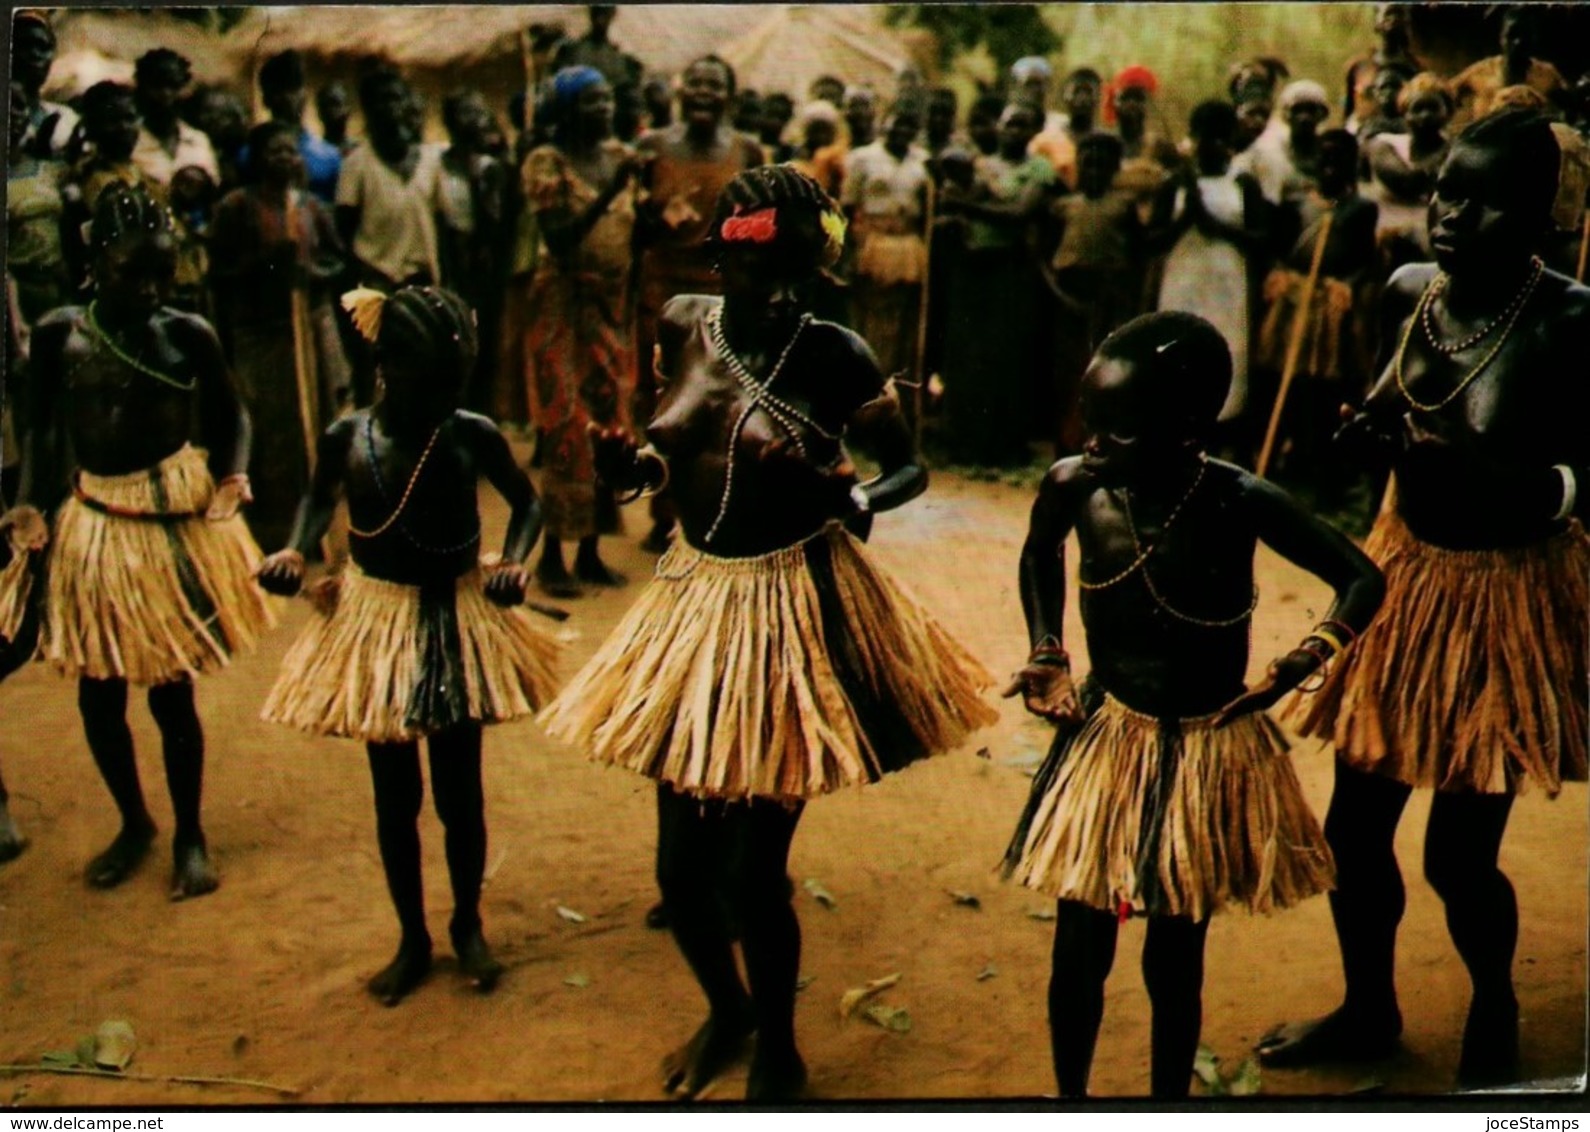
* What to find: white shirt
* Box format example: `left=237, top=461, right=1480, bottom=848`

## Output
left=842, top=142, right=930, bottom=221
left=335, top=142, right=443, bottom=285
left=132, top=121, right=220, bottom=188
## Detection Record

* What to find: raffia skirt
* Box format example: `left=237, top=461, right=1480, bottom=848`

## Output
left=37, top=445, right=274, bottom=685
left=0, top=549, right=32, bottom=648
left=262, top=564, right=561, bottom=744
left=1004, top=689, right=1335, bottom=921
left=539, top=523, right=998, bottom=801
left=1287, top=508, right=1589, bottom=795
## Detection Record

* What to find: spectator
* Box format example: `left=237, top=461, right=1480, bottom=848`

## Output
left=131, top=49, right=219, bottom=189
left=11, top=11, right=79, bottom=160
left=317, top=81, right=356, bottom=154
left=437, top=90, right=509, bottom=411
left=256, top=50, right=342, bottom=204
left=7, top=79, right=71, bottom=325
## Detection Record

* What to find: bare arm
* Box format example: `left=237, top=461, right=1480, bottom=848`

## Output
left=256, top=415, right=355, bottom=596
left=177, top=314, right=251, bottom=483
left=1005, top=459, right=1088, bottom=721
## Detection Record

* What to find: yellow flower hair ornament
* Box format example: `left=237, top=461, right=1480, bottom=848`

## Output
left=819, top=208, right=848, bottom=267
left=341, top=287, right=388, bottom=344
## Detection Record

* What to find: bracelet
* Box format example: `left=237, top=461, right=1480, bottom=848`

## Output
left=1315, top=618, right=1358, bottom=648
left=218, top=473, right=251, bottom=489
left=1552, top=465, right=1577, bottom=522
left=849, top=483, right=871, bottom=515
left=638, top=446, right=670, bottom=498
left=1029, top=635, right=1070, bottom=668
left=1308, top=627, right=1349, bottom=656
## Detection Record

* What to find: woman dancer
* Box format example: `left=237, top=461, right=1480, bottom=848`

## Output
left=258, top=286, right=560, bottom=1004
left=1260, top=109, right=1589, bottom=1087
left=540, top=166, right=996, bottom=1100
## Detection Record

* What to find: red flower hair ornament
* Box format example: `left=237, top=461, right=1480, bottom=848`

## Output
left=720, top=207, right=779, bottom=244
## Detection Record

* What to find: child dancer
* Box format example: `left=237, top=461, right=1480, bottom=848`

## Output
left=1001, top=311, right=1384, bottom=1098
left=257, top=286, right=560, bottom=1005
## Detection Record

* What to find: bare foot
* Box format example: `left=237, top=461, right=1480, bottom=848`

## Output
left=86, top=819, right=156, bottom=889
left=170, top=837, right=219, bottom=901
left=746, top=1047, right=808, bottom=1102
left=662, top=1010, right=755, bottom=1099
left=1256, top=1005, right=1402, bottom=1067
left=367, top=939, right=433, bottom=1006
left=574, top=556, right=628, bottom=588
left=535, top=561, right=583, bottom=600
left=0, top=803, right=27, bottom=863
left=1458, top=993, right=1520, bottom=1089
left=452, top=927, right=504, bottom=994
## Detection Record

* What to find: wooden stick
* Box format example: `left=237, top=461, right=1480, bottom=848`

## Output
left=0, top=1064, right=301, bottom=1098
left=285, top=190, right=321, bottom=480
left=910, top=179, right=937, bottom=450
left=1256, top=207, right=1335, bottom=478
left=1576, top=212, right=1589, bottom=283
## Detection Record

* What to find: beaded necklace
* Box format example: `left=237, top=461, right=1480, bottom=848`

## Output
left=85, top=301, right=196, bottom=392
left=352, top=414, right=482, bottom=555
left=1418, top=257, right=1542, bottom=356
left=1077, top=458, right=1206, bottom=591
left=1395, top=257, right=1543, bottom=413
left=702, top=305, right=817, bottom=545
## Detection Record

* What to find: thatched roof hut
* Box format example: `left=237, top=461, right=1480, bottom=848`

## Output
left=43, top=8, right=261, bottom=98
left=718, top=6, right=931, bottom=99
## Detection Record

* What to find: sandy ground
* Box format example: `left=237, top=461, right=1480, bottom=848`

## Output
left=0, top=468, right=1584, bottom=1106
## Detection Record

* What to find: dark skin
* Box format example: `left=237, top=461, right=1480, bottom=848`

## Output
left=1115, top=87, right=1149, bottom=156
left=844, top=90, right=877, bottom=149
left=591, top=235, right=925, bottom=1100
left=336, top=80, right=422, bottom=275
left=531, top=78, right=643, bottom=593
left=135, top=58, right=189, bottom=156
left=10, top=229, right=249, bottom=899
left=925, top=94, right=957, bottom=153
left=939, top=107, right=1047, bottom=227
left=1259, top=137, right=1590, bottom=1082
left=1063, top=77, right=1100, bottom=139
left=1276, top=141, right=1378, bottom=283
left=1365, top=92, right=1449, bottom=202
left=1147, top=129, right=1269, bottom=262
left=1234, top=98, right=1272, bottom=155
left=1005, top=350, right=1383, bottom=1098
left=255, top=330, right=540, bottom=1004
left=317, top=83, right=352, bottom=148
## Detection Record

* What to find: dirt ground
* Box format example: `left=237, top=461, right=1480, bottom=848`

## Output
left=0, top=468, right=1584, bottom=1106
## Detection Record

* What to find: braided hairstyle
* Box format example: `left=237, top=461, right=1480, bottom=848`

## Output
left=1097, top=311, right=1232, bottom=435
left=377, top=286, right=479, bottom=385
left=708, top=164, right=845, bottom=272
left=89, top=180, right=174, bottom=254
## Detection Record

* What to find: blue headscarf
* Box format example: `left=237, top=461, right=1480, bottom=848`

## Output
left=551, top=65, right=605, bottom=109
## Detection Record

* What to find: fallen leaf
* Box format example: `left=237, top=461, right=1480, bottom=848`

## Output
left=93, top=1020, right=136, bottom=1071
left=976, top=963, right=998, bottom=982
left=231, top=1034, right=250, bottom=1057
left=947, top=890, right=982, bottom=910
left=839, top=972, right=902, bottom=1019
left=861, top=1004, right=912, bottom=1034
left=802, top=879, right=837, bottom=910
left=796, top=975, right=816, bottom=992
left=563, top=973, right=591, bottom=989
left=1193, top=1045, right=1224, bottom=1092
left=1227, top=1057, right=1262, bottom=1097
left=40, top=1050, right=79, bottom=1068
left=974, top=747, right=992, bottom=760
left=1025, top=906, right=1057, bottom=922
left=555, top=905, right=587, bottom=924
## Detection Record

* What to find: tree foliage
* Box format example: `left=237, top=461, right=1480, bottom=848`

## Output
left=886, top=4, right=1062, bottom=74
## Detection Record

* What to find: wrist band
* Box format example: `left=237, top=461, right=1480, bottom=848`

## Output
left=1316, top=618, right=1358, bottom=647
left=1552, top=465, right=1577, bottom=522
left=1308, top=627, right=1348, bottom=656
left=638, top=446, right=670, bottom=498
left=849, top=483, right=871, bottom=515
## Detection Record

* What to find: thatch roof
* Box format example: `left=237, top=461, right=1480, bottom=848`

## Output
left=242, top=5, right=753, bottom=78
left=718, top=5, right=920, bottom=98
left=44, top=8, right=262, bottom=96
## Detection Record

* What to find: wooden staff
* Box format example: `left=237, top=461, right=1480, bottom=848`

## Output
left=1576, top=212, right=1589, bottom=283
left=910, top=178, right=936, bottom=448
left=284, top=191, right=322, bottom=480
left=1256, top=207, right=1335, bottom=478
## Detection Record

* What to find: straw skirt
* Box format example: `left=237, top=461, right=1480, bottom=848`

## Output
left=1288, top=508, right=1589, bottom=796
left=1005, top=691, right=1335, bottom=921
left=40, top=445, right=274, bottom=685
left=0, top=548, right=31, bottom=647
left=539, top=523, right=998, bottom=801
left=262, top=564, right=561, bottom=743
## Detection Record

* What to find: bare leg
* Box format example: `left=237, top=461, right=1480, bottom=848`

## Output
left=1425, top=790, right=1519, bottom=1087
left=573, top=535, right=627, bottom=587
left=0, top=759, right=26, bottom=863
left=1260, top=760, right=1409, bottom=1065
left=365, top=741, right=433, bottom=1004
left=148, top=679, right=217, bottom=899
left=1049, top=900, right=1120, bottom=1097
left=428, top=723, right=502, bottom=992
left=655, top=785, right=755, bottom=1098
left=536, top=536, right=581, bottom=599
left=78, top=677, right=156, bottom=888
left=1142, top=914, right=1211, bottom=1099
left=735, top=798, right=807, bottom=1101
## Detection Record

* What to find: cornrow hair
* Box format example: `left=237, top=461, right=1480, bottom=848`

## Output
left=378, top=286, right=479, bottom=378
left=709, top=164, right=839, bottom=269
left=89, top=181, right=174, bottom=252
left=135, top=48, right=192, bottom=87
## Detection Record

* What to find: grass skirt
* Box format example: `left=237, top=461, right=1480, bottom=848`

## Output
left=1004, top=691, right=1334, bottom=920
left=0, top=549, right=32, bottom=647
left=262, top=564, right=561, bottom=743
left=1287, top=508, right=1589, bottom=795
left=42, top=445, right=274, bottom=685
left=539, top=523, right=998, bottom=801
